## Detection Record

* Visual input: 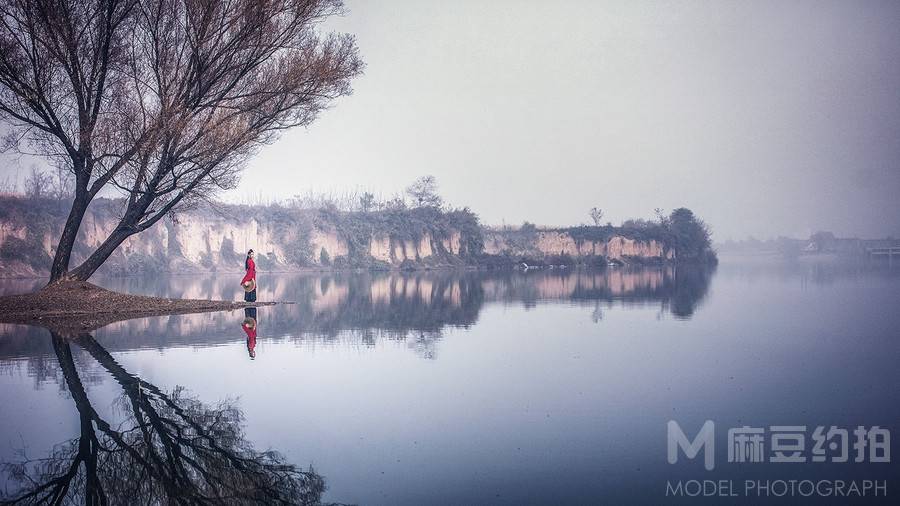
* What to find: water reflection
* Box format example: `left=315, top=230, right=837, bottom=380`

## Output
left=0, top=330, right=326, bottom=505
left=717, top=255, right=900, bottom=285
left=243, top=308, right=258, bottom=359
left=1, top=261, right=897, bottom=505
left=0, top=267, right=714, bottom=362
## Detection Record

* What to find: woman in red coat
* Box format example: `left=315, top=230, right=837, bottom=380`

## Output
left=241, top=249, right=257, bottom=302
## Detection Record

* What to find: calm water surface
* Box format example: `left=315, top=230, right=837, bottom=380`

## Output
left=1, top=259, right=898, bottom=505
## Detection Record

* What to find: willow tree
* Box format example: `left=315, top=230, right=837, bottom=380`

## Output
left=0, top=0, right=362, bottom=283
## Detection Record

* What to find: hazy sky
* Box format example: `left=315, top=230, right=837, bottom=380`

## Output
left=3, top=0, right=900, bottom=240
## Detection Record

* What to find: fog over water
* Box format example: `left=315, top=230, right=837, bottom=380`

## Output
left=2, top=0, right=899, bottom=239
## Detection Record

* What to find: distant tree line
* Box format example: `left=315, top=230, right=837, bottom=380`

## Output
left=284, top=175, right=446, bottom=213
left=0, top=174, right=717, bottom=273
left=575, top=206, right=717, bottom=263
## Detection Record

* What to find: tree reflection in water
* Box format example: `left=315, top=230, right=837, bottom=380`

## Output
left=0, top=267, right=719, bottom=365
left=1, top=331, right=327, bottom=505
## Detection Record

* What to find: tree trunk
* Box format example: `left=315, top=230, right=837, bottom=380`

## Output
left=48, top=191, right=91, bottom=284
left=51, top=332, right=104, bottom=502
left=67, top=226, right=135, bottom=281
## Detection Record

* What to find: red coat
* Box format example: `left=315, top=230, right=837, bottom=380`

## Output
left=243, top=323, right=257, bottom=344
left=243, top=323, right=257, bottom=357
left=241, top=258, right=256, bottom=285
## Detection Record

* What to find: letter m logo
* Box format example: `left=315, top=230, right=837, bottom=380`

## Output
left=667, top=420, right=715, bottom=470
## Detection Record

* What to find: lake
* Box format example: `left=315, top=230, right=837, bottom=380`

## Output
left=1, top=259, right=898, bottom=505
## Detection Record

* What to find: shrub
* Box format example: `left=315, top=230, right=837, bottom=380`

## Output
left=0, top=235, right=50, bottom=271
left=667, top=208, right=716, bottom=263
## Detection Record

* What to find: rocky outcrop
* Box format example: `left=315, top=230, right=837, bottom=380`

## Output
left=483, top=229, right=673, bottom=263
left=0, top=197, right=482, bottom=277
left=0, top=196, right=676, bottom=277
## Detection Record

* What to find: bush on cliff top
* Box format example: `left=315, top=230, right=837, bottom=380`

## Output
left=497, top=207, right=716, bottom=264
left=317, top=205, right=483, bottom=266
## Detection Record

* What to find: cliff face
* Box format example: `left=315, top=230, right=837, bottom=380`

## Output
left=0, top=197, right=675, bottom=278
left=483, top=229, right=673, bottom=263
left=0, top=197, right=482, bottom=277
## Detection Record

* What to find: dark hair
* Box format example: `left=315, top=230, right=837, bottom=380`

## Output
left=245, top=249, right=254, bottom=270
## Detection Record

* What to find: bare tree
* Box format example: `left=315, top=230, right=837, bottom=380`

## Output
left=654, top=207, right=667, bottom=225
left=405, top=175, right=442, bottom=208
left=23, top=166, right=51, bottom=199
left=358, top=191, right=375, bottom=212
left=382, top=195, right=406, bottom=211
left=21, top=166, right=70, bottom=200
left=589, top=207, right=603, bottom=226
left=0, top=0, right=148, bottom=281
left=0, top=173, right=15, bottom=193
left=48, top=166, right=74, bottom=200
left=0, top=0, right=362, bottom=283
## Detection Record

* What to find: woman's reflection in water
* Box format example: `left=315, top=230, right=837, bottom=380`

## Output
left=242, top=307, right=258, bottom=359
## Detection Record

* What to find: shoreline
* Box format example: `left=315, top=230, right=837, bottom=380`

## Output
left=0, top=280, right=276, bottom=335
left=0, top=258, right=681, bottom=281
left=0, top=265, right=480, bottom=281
